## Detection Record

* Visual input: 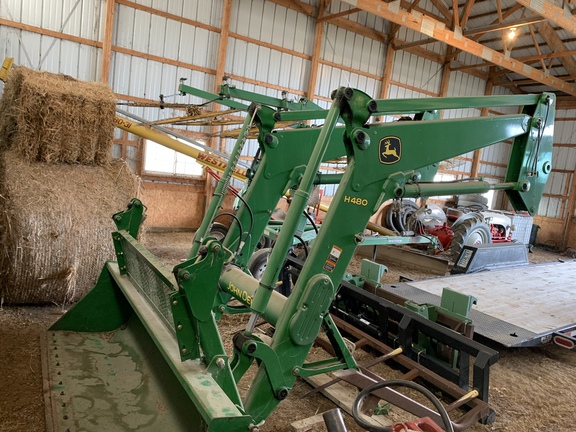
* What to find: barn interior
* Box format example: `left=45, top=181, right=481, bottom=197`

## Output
left=1, top=1, right=576, bottom=431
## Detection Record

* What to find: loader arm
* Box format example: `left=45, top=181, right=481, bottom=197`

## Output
left=49, top=87, right=554, bottom=431
left=218, top=89, right=554, bottom=421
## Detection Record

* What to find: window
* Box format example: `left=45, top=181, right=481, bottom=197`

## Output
left=144, top=139, right=203, bottom=177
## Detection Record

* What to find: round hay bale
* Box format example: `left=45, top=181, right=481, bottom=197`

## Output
left=0, top=151, right=140, bottom=305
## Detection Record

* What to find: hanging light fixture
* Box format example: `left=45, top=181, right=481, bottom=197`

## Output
left=508, top=27, right=517, bottom=40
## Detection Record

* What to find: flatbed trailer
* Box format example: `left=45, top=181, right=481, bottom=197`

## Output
left=377, top=260, right=576, bottom=348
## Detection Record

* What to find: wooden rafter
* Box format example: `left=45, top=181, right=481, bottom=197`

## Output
left=516, top=0, right=576, bottom=35
left=528, top=25, right=550, bottom=74
left=397, top=14, right=542, bottom=51
left=536, top=22, right=576, bottom=77
left=518, top=48, right=576, bottom=63
left=390, top=0, right=422, bottom=40
left=452, top=0, right=460, bottom=29
left=459, top=0, right=476, bottom=29
left=341, top=0, right=576, bottom=96
left=317, top=7, right=360, bottom=22
left=429, top=0, right=452, bottom=21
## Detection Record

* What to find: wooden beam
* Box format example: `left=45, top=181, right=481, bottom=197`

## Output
left=452, top=0, right=460, bottom=29
left=389, top=79, right=439, bottom=96
left=379, top=43, right=395, bottom=99
left=444, top=3, right=522, bottom=62
left=317, top=7, right=360, bottom=22
left=230, top=32, right=311, bottom=60
left=517, top=48, right=576, bottom=63
left=307, top=1, right=328, bottom=100
left=459, top=0, right=476, bottom=28
left=0, top=18, right=101, bottom=48
left=266, top=0, right=314, bottom=16
left=401, top=43, right=446, bottom=64
left=561, top=169, right=576, bottom=249
left=213, top=0, right=232, bottom=156
left=113, top=45, right=215, bottom=75
left=536, top=22, right=576, bottom=78
left=471, top=71, right=494, bottom=178
left=516, top=0, right=576, bottom=35
left=100, top=0, right=115, bottom=83
left=215, top=0, right=232, bottom=86
left=117, top=0, right=220, bottom=34
left=329, top=16, right=387, bottom=42
left=464, top=16, right=546, bottom=37
left=319, top=59, right=382, bottom=81
left=451, top=61, right=492, bottom=71
left=438, top=47, right=453, bottom=97
left=429, top=0, right=452, bottom=21
left=390, top=0, right=422, bottom=40
left=340, top=0, right=576, bottom=96
left=395, top=14, right=539, bottom=50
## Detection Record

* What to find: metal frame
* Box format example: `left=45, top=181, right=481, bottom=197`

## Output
left=50, top=88, right=554, bottom=430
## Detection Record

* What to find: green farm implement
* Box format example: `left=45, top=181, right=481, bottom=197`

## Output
left=45, top=88, right=554, bottom=431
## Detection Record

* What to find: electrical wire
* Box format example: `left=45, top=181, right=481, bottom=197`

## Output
left=211, top=212, right=244, bottom=254
left=227, top=187, right=255, bottom=247
left=302, top=210, right=319, bottom=234
left=293, top=234, right=309, bottom=258
left=352, top=379, right=454, bottom=432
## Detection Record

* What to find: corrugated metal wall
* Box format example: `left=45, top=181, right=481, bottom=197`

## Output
left=1, top=0, right=103, bottom=80
left=0, top=0, right=574, bottom=218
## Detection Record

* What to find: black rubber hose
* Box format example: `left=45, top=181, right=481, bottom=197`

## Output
left=351, top=379, right=454, bottom=432
left=303, top=210, right=320, bottom=234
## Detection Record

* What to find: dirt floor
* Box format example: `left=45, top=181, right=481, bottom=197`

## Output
left=1, top=232, right=575, bottom=431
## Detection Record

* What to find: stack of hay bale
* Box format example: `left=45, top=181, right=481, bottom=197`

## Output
left=0, top=67, right=139, bottom=305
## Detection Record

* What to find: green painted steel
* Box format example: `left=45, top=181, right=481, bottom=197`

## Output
left=112, top=198, right=145, bottom=238
left=249, top=89, right=346, bottom=318
left=505, top=94, right=555, bottom=214
left=45, top=317, right=206, bottom=431
left=50, top=87, right=556, bottom=430
left=373, top=94, right=541, bottom=115
left=49, top=263, right=132, bottom=332
left=178, top=82, right=323, bottom=112
left=178, top=82, right=248, bottom=110
left=189, top=105, right=256, bottom=259
left=217, top=83, right=323, bottom=111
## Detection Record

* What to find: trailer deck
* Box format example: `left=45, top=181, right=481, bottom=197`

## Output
left=379, top=260, right=576, bottom=347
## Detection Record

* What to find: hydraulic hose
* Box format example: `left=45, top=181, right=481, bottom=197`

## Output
left=352, top=379, right=454, bottom=432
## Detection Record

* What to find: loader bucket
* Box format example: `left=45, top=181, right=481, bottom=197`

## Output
left=43, top=252, right=253, bottom=431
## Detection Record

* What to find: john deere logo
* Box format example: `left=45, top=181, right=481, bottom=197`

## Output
left=379, top=136, right=401, bottom=164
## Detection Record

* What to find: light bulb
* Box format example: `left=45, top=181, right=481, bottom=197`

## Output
left=508, top=27, right=517, bottom=40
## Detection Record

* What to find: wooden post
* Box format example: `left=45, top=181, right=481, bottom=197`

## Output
left=100, top=0, right=115, bottom=83
left=437, top=48, right=453, bottom=98
left=561, top=168, right=576, bottom=249
left=206, top=0, right=233, bottom=215
left=215, top=0, right=233, bottom=86
left=379, top=43, right=395, bottom=100
left=306, top=0, right=328, bottom=101
left=470, top=72, right=495, bottom=178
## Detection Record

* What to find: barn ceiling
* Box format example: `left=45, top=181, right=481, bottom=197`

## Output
left=270, top=0, right=576, bottom=106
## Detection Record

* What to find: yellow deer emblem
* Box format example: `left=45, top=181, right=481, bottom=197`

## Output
left=379, top=137, right=401, bottom=164
left=381, top=140, right=399, bottom=159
